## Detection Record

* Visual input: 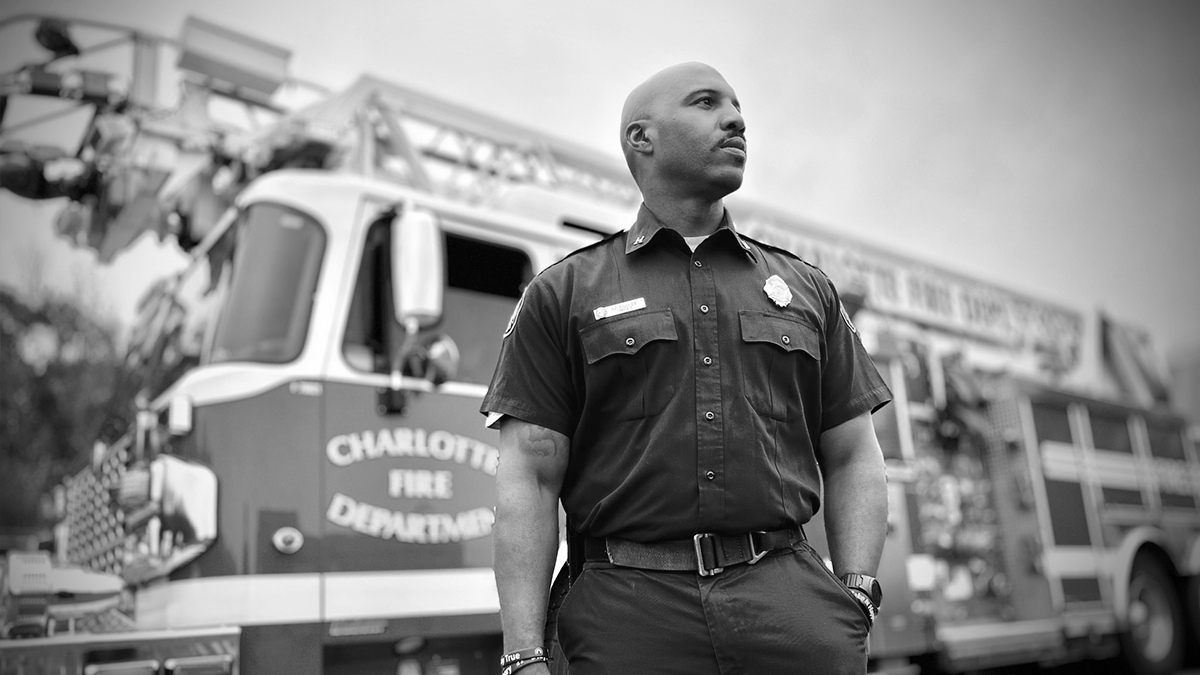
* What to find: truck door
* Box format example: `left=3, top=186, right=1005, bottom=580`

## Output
left=319, top=206, right=532, bottom=653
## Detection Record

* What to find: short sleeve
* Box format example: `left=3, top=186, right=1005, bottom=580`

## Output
left=480, top=274, right=577, bottom=436
left=818, top=277, right=892, bottom=431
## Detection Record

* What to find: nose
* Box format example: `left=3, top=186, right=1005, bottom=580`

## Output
left=721, top=104, right=745, bottom=133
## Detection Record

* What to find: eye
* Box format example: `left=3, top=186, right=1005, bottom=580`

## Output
left=695, top=96, right=714, bottom=108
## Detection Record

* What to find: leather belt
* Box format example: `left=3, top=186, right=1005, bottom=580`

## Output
left=583, top=527, right=805, bottom=577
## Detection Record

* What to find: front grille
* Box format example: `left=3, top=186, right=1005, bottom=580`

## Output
left=64, top=439, right=129, bottom=575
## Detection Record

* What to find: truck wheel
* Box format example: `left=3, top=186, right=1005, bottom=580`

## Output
left=1185, top=574, right=1200, bottom=666
left=1120, top=553, right=1185, bottom=675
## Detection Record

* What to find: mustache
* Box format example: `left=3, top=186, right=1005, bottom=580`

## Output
left=718, top=132, right=747, bottom=149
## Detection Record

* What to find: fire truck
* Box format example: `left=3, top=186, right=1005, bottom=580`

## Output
left=2, top=13, right=1198, bottom=675
left=753, top=220, right=1200, bottom=675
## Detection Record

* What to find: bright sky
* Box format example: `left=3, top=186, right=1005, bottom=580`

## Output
left=2, top=1, right=1198, bottom=361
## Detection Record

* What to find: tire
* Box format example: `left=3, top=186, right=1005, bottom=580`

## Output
left=1185, top=574, right=1200, bottom=666
left=1119, top=553, right=1185, bottom=675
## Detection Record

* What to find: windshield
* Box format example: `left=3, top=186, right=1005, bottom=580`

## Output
left=209, top=202, right=326, bottom=365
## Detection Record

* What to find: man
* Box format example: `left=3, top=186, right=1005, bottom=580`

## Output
left=483, top=62, right=891, bottom=675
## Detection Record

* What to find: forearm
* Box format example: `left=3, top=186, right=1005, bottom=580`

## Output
left=493, top=420, right=569, bottom=653
left=823, top=453, right=888, bottom=576
left=820, top=413, right=888, bottom=577
left=495, top=475, right=561, bottom=650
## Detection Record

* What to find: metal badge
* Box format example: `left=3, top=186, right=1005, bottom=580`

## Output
left=763, top=275, right=792, bottom=308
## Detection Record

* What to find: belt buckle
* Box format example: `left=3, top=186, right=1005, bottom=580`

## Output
left=747, top=531, right=768, bottom=565
left=693, top=533, right=724, bottom=576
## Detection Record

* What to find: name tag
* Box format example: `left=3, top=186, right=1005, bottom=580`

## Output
left=593, top=297, right=646, bottom=320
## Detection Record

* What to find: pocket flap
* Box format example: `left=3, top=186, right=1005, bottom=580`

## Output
left=739, top=311, right=818, bottom=356
left=581, top=309, right=677, bottom=364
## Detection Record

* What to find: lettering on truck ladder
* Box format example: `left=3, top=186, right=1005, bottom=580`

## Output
left=324, top=427, right=499, bottom=544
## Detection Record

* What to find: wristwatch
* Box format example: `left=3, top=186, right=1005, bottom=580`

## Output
left=840, top=573, right=882, bottom=624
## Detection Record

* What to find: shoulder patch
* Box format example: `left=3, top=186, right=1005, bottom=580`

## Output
left=839, top=301, right=859, bottom=335
left=503, top=286, right=527, bottom=338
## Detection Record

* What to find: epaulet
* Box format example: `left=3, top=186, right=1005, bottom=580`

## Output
left=545, top=229, right=625, bottom=269
left=739, top=231, right=831, bottom=279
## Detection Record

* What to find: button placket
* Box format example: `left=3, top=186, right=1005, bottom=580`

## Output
left=691, top=246, right=722, bottom=527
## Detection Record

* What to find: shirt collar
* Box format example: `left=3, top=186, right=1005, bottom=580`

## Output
left=625, top=203, right=757, bottom=261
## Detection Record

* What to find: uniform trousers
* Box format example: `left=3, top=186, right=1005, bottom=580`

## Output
left=552, top=541, right=871, bottom=675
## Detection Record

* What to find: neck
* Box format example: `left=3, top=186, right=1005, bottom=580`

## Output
left=640, top=189, right=726, bottom=237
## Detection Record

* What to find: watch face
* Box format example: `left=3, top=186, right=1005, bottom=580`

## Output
left=842, top=574, right=882, bottom=608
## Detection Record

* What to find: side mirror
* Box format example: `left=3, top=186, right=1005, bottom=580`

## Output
left=391, top=204, right=443, bottom=331
left=380, top=204, right=447, bottom=415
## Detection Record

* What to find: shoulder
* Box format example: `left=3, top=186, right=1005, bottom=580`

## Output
left=740, top=233, right=834, bottom=287
left=519, top=230, right=626, bottom=308
left=538, top=230, right=625, bottom=280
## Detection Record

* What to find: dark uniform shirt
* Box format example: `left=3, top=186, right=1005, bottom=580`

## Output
left=482, top=205, right=891, bottom=543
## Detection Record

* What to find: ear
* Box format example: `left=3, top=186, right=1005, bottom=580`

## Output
left=624, top=120, right=653, bottom=156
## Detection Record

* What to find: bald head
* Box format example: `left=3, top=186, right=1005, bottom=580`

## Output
left=618, top=62, right=744, bottom=192
left=620, top=63, right=725, bottom=135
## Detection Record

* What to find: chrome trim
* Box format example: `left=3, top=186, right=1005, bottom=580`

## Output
left=122, top=455, right=218, bottom=584
left=271, top=527, right=304, bottom=555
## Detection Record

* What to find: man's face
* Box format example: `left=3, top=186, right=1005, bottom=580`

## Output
left=646, top=65, right=746, bottom=198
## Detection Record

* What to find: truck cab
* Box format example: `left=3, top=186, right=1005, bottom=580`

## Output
left=41, top=169, right=621, bottom=674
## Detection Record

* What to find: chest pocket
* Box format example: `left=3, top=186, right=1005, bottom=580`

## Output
left=739, top=311, right=820, bottom=421
left=580, top=309, right=679, bottom=421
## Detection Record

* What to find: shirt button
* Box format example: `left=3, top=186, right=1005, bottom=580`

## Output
left=700, top=305, right=709, bottom=313
left=705, top=411, right=715, bottom=421
left=703, top=356, right=713, bottom=366
left=625, top=337, right=635, bottom=346
left=706, top=471, right=715, bottom=481
left=694, top=260, right=703, bottom=268
left=782, top=335, right=791, bottom=345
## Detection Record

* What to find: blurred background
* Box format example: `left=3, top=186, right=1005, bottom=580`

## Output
left=0, top=2, right=1198, bottom=674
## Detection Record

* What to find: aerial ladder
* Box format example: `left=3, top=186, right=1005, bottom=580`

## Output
left=0, top=13, right=638, bottom=264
